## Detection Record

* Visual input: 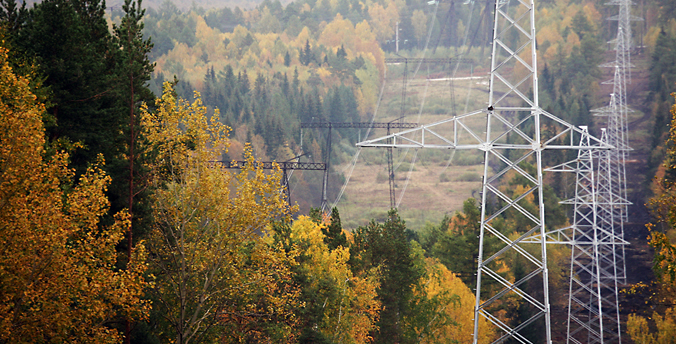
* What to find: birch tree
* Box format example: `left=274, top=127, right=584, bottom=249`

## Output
left=143, top=82, right=295, bottom=344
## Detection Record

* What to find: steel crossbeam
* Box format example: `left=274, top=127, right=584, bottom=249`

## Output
left=300, top=122, right=418, bottom=129
left=222, top=161, right=327, bottom=170
left=384, top=57, right=474, bottom=64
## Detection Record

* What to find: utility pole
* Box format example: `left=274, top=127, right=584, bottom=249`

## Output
left=396, top=21, right=400, bottom=53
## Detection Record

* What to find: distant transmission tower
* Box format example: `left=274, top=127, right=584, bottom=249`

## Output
left=300, top=121, right=417, bottom=211
left=528, top=127, right=612, bottom=343
left=591, top=128, right=624, bottom=343
left=564, top=0, right=642, bottom=340
left=596, top=0, right=642, bottom=283
left=357, top=0, right=610, bottom=342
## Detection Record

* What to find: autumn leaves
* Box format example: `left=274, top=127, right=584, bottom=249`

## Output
left=0, top=46, right=149, bottom=343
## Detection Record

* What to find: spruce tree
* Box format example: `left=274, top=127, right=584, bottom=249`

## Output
left=322, top=207, right=347, bottom=250
left=350, top=210, right=423, bottom=344
left=18, top=0, right=119, bottom=175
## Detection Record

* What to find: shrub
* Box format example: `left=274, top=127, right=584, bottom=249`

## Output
left=456, top=172, right=481, bottom=182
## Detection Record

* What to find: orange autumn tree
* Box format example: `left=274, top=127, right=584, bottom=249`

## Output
left=142, top=82, right=299, bottom=344
left=0, top=46, right=149, bottom=342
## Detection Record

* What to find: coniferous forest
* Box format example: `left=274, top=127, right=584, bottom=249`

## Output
left=1, top=0, right=676, bottom=342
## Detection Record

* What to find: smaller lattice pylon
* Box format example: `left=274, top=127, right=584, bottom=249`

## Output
left=219, top=159, right=326, bottom=208
left=301, top=121, right=418, bottom=210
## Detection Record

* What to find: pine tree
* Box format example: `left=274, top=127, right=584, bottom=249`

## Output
left=292, top=67, right=300, bottom=93
left=301, top=39, right=312, bottom=66
left=284, top=50, right=291, bottom=66
left=112, top=0, right=155, bottom=249
left=18, top=0, right=121, bottom=176
left=0, top=0, right=27, bottom=37
left=431, top=198, right=481, bottom=289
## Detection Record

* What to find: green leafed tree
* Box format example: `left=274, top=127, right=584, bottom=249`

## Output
left=350, top=210, right=424, bottom=344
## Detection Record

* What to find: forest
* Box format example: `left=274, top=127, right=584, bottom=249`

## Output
left=1, top=0, right=676, bottom=342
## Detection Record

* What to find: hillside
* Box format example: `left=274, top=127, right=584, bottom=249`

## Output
left=130, top=0, right=675, bottom=233
left=131, top=0, right=676, bottom=339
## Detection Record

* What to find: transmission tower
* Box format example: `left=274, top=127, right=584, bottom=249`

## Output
left=592, top=128, right=625, bottom=343
left=357, top=0, right=610, bottom=341
left=545, top=128, right=612, bottom=344
left=531, top=128, right=623, bottom=343
left=300, top=121, right=417, bottom=210
left=522, top=127, right=609, bottom=343
left=593, top=0, right=642, bottom=287
left=219, top=158, right=326, bottom=207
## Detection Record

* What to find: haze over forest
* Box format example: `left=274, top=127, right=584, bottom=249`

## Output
left=1, top=0, right=676, bottom=342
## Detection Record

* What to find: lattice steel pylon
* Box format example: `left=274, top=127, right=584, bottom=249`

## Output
left=356, top=0, right=610, bottom=342
left=593, top=0, right=640, bottom=286
left=537, top=128, right=623, bottom=344
left=591, top=128, right=624, bottom=343
left=554, top=128, right=612, bottom=344
left=533, top=127, right=611, bottom=344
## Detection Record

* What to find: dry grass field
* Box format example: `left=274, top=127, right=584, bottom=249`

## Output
left=329, top=60, right=511, bottom=230
left=334, top=154, right=485, bottom=230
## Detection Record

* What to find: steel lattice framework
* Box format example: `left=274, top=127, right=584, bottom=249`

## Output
left=357, top=0, right=610, bottom=342
left=219, top=160, right=327, bottom=206
left=555, top=129, right=611, bottom=344
left=590, top=129, right=624, bottom=343
left=537, top=129, right=623, bottom=344
left=594, top=40, right=630, bottom=284
left=529, top=127, right=615, bottom=344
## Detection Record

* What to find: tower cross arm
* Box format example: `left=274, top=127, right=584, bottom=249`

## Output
left=357, top=109, right=613, bottom=150
left=300, top=122, right=418, bottom=129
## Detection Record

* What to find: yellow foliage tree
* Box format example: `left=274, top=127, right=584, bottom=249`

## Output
left=368, top=1, right=399, bottom=41
left=411, top=9, right=427, bottom=48
left=416, top=258, right=494, bottom=344
left=283, top=216, right=381, bottom=343
left=142, top=82, right=298, bottom=344
left=319, top=13, right=355, bottom=48
left=0, top=46, right=149, bottom=343
left=355, top=20, right=376, bottom=43
left=628, top=309, right=676, bottom=344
